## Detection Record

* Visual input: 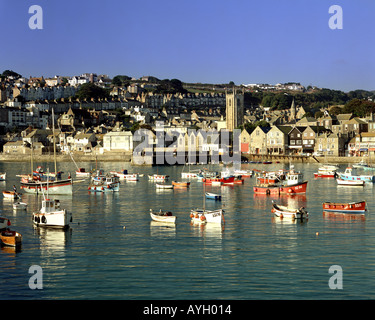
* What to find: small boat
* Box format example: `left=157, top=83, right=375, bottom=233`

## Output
left=156, top=183, right=174, bottom=189
left=75, top=168, right=91, bottom=177
left=352, top=159, right=369, bottom=168
left=88, top=174, right=120, bottom=192
left=205, top=192, right=221, bottom=200
left=13, top=201, right=27, bottom=210
left=2, top=190, right=21, bottom=199
left=336, top=178, right=365, bottom=186
left=190, top=208, right=224, bottom=224
left=0, top=216, right=11, bottom=230
left=271, top=201, right=308, bottom=220
left=32, top=198, right=72, bottom=229
left=0, top=229, right=22, bottom=247
left=279, top=167, right=308, bottom=194
left=337, top=167, right=374, bottom=182
left=0, top=172, right=6, bottom=181
left=148, top=174, right=169, bottom=181
left=203, top=176, right=235, bottom=185
left=322, top=201, right=366, bottom=213
left=314, top=165, right=338, bottom=178
left=190, top=212, right=207, bottom=224
left=172, top=181, right=190, bottom=187
left=150, top=209, right=176, bottom=223
left=110, top=170, right=139, bottom=181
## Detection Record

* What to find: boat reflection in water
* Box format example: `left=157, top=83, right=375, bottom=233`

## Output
left=322, top=211, right=366, bottom=222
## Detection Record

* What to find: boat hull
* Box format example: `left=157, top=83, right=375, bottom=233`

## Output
left=205, top=192, right=221, bottom=200
left=314, top=172, right=336, bottom=178
left=172, top=181, right=190, bottom=187
left=336, top=178, right=364, bottom=186
left=32, top=210, right=72, bottom=229
left=150, top=212, right=176, bottom=223
left=253, top=186, right=280, bottom=195
left=156, top=183, right=173, bottom=189
left=190, top=209, right=223, bottom=223
left=2, top=191, right=20, bottom=199
left=322, top=201, right=366, bottom=213
left=272, top=202, right=308, bottom=219
left=20, top=179, right=73, bottom=195
left=279, top=181, right=308, bottom=194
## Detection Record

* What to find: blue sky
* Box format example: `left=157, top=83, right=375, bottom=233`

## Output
left=0, top=0, right=374, bottom=91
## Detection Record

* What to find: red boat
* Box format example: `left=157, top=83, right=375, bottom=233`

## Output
left=322, top=201, right=366, bottom=213
left=279, top=181, right=308, bottom=194
left=203, top=176, right=235, bottom=185
left=279, top=167, right=308, bottom=194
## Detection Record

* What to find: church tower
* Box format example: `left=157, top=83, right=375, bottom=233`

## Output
left=225, top=88, right=244, bottom=131
left=290, top=98, right=296, bottom=122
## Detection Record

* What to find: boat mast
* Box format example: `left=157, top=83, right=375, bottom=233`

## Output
left=52, top=108, right=57, bottom=178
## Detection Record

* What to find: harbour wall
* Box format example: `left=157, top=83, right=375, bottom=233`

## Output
left=0, top=152, right=364, bottom=165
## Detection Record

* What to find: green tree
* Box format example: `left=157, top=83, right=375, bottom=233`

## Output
left=76, top=83, right=109, bottom=100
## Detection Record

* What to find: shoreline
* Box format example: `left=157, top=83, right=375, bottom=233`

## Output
left=0, top=153, right=364, bottom=165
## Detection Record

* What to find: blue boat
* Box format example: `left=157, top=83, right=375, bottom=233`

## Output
left=205, top=192, right=221, bottom=200
left=337, top=167, right=374, bottom=182
left=88, top=174, right=120, bottom=192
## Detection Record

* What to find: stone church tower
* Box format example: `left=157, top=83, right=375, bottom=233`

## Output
left=225, top=88, right=244, bottom=131
left=290, top=98, right=296, bottom=122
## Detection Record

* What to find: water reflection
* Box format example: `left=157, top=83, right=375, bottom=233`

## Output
left=323, top=211, right=366, bottom=222
left=150, top=221, right=176, bottom=238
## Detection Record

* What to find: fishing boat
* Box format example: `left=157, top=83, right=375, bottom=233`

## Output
left=156, top=183, right=174, bottom=189
left=13, top=201, right=27, bottom=210
left=336, top=178, right=365, bottom=186
left=0, top=229, right=22, bottom=247
left=271, top=201, right=308, bottom=220
left=233, top=169, right=253, bottom=177
left=279, top=166, right=308, bottom=194
left=257, top=172, right=279, bottom=184
left=172, top=181, right=190, bottom=187
left=2, top=190, right=21, bottom=199
left=0, top=216, right=11, bottom=230
left=337, top=167, right=374, bottom=182
left=149, top=209, right=176, bottom=223
left=205, top=192, right=221, bottom=200
left=88, top=174, right=120, bottom=192
left=313, top=165, right=339, bottom=178
left=0, top=172, right=6, bottom=181
left=75, top=167, right=91, bottom=177
left=322, top=201, right=366, bottom=213
left=33, top=198, right=72, bottom=229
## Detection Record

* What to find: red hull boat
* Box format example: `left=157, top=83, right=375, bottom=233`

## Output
left=279, top=181, right=308, bottom=194
left=322, top=201, right=366, bottom=213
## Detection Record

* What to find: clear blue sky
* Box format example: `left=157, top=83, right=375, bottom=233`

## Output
left=0, top=0, right=374, bottom=92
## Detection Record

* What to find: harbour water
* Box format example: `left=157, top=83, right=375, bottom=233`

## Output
left=1, top=161, right=375, bottom=300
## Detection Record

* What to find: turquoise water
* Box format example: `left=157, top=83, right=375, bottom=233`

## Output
left=1, top=161, right=375, bottom=300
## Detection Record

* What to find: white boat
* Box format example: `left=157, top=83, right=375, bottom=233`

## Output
left=148, top=174, right=169, bottom=181
left=2, top=190, right=21, bottom=199
left=352, top=159, right=369, bottom=168
left=271, top=201, right=308, bottom=220
left=150, top=209, right=176, bottom=223
left=190, top=208, right=224, bottom=224
left=75, top=168, right=91, bottom=177
left=33, top=198, right=72, bottom=229
left=205, top=192, right=221, bottom=200
left=336, top=178, right=365, bottom=186
left=110, top=170, right=139, bottom=181
left=156, top=183, right=174, bottom=189
left=0, top=172, right=6, bottom=181
left=13, top=201, right=27, bottom=210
